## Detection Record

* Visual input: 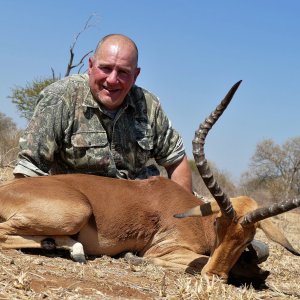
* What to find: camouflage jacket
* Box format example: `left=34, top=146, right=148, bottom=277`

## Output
left=13, top=74, right=186, bottom=179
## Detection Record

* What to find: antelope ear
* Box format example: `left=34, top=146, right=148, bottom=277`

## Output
left=174, top=201, right=220, bottom=218
left=258, top=219, right=300, bottom=256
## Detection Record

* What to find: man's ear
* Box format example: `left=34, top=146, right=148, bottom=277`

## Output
left=134, top=67, right=141, bottom=81
left=88, top=57, right=94, bottom=74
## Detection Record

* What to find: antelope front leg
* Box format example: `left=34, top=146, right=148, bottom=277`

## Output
left=145, top=249, right=209, bottom=274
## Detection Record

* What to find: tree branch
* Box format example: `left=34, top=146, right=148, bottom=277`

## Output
left=64, top=14, right=98, bottom=77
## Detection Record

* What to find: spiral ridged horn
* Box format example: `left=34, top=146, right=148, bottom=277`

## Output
left=193, top=81, right=242, bottom=219
left=241, top=198, right=300, bottom=225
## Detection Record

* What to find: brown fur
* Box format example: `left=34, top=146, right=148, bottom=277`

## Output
left=0, top=174, right=294, bottom=281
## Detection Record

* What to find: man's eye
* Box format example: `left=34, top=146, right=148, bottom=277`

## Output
left=119, top=70, right=129, bottom=75
left=99, top=66, right=111, bottom=73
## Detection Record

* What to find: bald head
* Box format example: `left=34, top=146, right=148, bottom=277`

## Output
left=88, top=34, right=141, bottom=111
left=94, top=34, right=139, bottom=68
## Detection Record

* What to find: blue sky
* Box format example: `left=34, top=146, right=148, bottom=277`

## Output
left=1, top=1, right=300, bottom=181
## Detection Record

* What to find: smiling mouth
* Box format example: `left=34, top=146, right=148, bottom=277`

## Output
left=103, top=85, right=121, bottom=93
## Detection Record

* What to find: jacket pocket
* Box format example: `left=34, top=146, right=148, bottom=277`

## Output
left=71, top=131, right=108, bottom=148
left=69, top=131, right=112, bottom=173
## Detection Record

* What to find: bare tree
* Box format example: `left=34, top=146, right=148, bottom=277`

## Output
left=10, top=14, right=98, bottom=121
left=0, top=113, right=21, bottom=181
left=241, top=138, right=300, bottom=202
left=64, top=14, right=96, bottom=77
left=189, top=160, right=237, bottom=198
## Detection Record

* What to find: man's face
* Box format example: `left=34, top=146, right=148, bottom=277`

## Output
left=88, top=41, right=140, bottom=111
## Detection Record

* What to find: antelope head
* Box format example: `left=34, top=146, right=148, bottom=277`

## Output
left=175, top=81, right=300, bottom=281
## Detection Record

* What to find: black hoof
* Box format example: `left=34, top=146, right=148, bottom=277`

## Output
left=41, top=238, right=57, bottom=250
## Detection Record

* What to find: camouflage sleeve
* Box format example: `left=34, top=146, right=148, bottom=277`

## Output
left=13, top=89, right=69, bottom=177
left=152, top=103, right=186, bottom=167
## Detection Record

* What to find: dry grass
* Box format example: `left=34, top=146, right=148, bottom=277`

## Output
left=0, top=212, right=299, bottom=299
left=0, top=167, right=14, bottom=183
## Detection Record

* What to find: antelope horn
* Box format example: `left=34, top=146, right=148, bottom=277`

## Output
left=240, top=198, right=300, bottom=226
left=193, top=80, right=242, bottom=219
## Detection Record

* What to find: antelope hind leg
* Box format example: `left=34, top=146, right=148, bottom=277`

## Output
left=0, top=234, right=86, bottom=263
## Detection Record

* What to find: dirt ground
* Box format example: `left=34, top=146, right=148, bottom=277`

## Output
left=0, top=212, right=299, bottom=299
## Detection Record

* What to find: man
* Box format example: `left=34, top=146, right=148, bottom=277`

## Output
left=13, top=34, right=192, bottom=192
